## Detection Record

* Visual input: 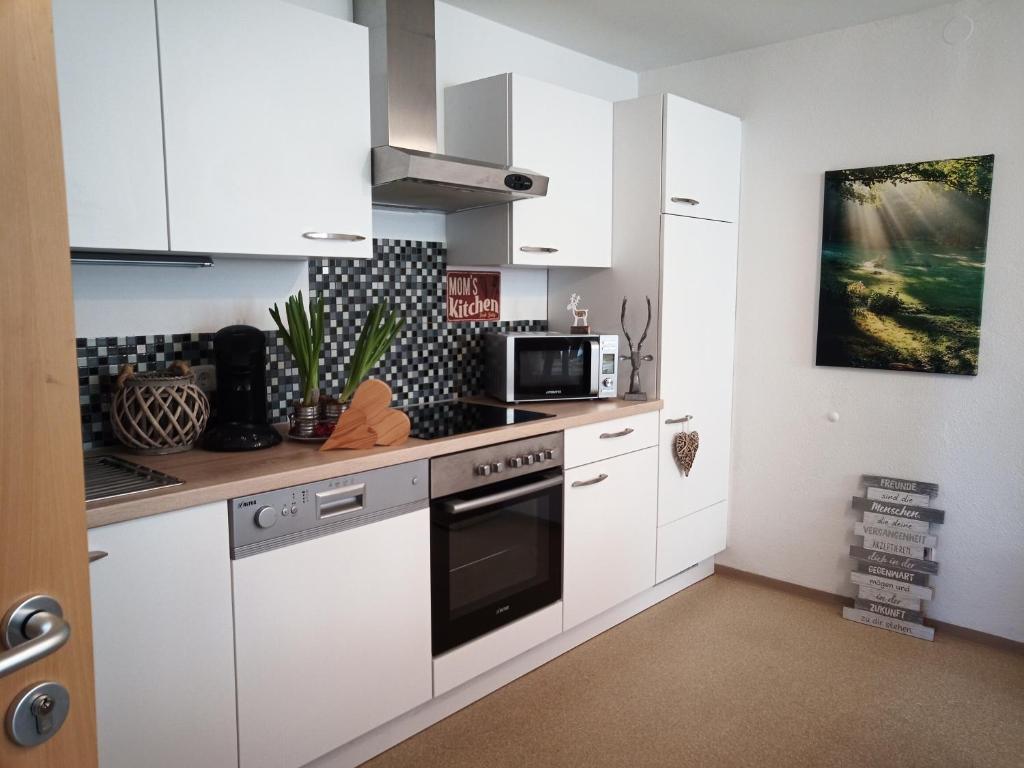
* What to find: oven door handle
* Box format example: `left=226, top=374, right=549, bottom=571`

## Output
left=442, top=475, right=564, bottom=517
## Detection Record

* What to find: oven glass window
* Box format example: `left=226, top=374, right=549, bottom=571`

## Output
left=431, top=471, right=562, bottom=654
left=513, top=337, right=593, bottom=399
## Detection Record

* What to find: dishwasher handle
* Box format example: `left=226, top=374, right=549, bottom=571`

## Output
left=315, top=484, right=366, bottom=519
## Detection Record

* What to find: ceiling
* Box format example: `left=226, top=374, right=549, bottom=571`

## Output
left=442, top=0, right=957, bottom=71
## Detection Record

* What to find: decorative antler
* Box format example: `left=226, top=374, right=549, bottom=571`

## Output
left=620, top=297, right=633, bottom=353
left=637, top=296, right=653, bottom=353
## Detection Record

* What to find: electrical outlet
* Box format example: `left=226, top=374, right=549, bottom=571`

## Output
left=193, top=364, right=216, bottom=394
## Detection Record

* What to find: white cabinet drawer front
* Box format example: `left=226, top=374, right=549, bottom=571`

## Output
left=53, top=0, right=168, bottom=250
left=233, top=508, right=432, bottom=768
left=656, top=500, right=727, bottom=583
left=160, top=0, right=372, bottom=259
left=564, top=447, right=658, bottom=629
left=662, top=95, right=741, bottom=223
left=87, top=503, right=237, bottom=768
left=563, top=411, right=658, bottom=468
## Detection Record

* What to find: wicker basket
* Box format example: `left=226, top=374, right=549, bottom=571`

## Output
left=111, top=362, right=210, bottom=454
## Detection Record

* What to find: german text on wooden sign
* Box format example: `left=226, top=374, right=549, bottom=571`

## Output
left=853, top=522, right=937, bottom=548
left=861, top=475, right=939, bottom=497
left=842, top=607, right=934, bottom=641
left=849, top=568, right=934, bottom=600
left=851, top=496, right=945, bottom=525
left=854, top=598, right=924, bottom=624
left=857, top=586, right=922, bottom=611
left=446, top=271, right=500, bottom=322
left=865, top=486, right=931, bottom=507
left=849, top=546, right=938, bottom=575
left=853, top=561, right=930, bottom=587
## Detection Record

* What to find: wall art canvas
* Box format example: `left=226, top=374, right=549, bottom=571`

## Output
left=447, top=270, right=501, bottom=321
left=816, top=154, right=994, bottom=375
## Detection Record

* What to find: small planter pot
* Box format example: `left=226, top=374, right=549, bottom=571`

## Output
left=289, top=402, right=319, bottom=438
left=319, top=399, right=343, bottom=426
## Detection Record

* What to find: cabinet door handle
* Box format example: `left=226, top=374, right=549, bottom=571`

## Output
left=302, top=232, right=366, bottom=242
left=88, top=550, right=108, bottom=563
left=519, top=246, right=559, bottom=253
left=572, top=473, right=608, bottom=488
left=599, top=427, right=634, bottom=439
left=670, top=197, right=700, bottom=206
left=665, top=415, right=693, bottom=425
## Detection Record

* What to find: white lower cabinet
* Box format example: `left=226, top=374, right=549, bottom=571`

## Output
left=656, top=501, right=728, bottom=584
left=86, top=503, right=238, bottom=768
left=563, top=447, right=658, bottom=630
left=232, top=507, right=432, bottom=768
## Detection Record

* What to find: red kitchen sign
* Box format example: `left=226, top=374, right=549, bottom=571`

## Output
left=447, top=271, right=501, bottom=322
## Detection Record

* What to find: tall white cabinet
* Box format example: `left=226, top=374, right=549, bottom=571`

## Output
left=549, top=93, right=741, bottom=582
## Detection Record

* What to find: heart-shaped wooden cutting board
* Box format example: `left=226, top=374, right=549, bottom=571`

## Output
left=320, top=380, right=411, bottom=450
left=673, top=430, right=700, bottom=477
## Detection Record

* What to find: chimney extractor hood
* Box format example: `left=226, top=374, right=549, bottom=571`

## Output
left=354, top=0, right=548, bottom=213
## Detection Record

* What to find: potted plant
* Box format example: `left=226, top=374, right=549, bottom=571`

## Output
left=269, top=291, right=324, bottom=437
left=340, top=302, right=404, bottom=404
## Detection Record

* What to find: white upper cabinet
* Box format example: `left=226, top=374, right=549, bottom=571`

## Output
left=662, top=95, right=742, bottom=223
left=52, top=0, right=169, bottom=251
left=658, top=215, right=738, bottom=526
left=159, top=0, right=372, bottom=259
left=445, top=74, right=612, bottom=267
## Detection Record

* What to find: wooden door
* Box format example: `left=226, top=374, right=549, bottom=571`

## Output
left=160, top=0, right=373, bottom=259
left=563, top=447, right=658, bottom=630
left=52, top=0, right=169, bottom=251
left=657, top=215, right=738, bottom=527
left=0, top=1, right=98, bottom=765
left=511, top=75, right=612, bottom=268
left=662, top=95, right=742, bottom=223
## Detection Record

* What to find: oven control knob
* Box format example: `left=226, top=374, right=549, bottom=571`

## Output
left=476, top=464, right=492, bottom=477
left=508, top=456, right=523, bottom=469
left=254, top=506, right=278, bottom=529
left=535, top=452, right=546, bottom=463
left=544, top=448, right=556, bottom=461
left=524, top=454, right=535, bottom=466
left=491, top=462, right=504, bottom=474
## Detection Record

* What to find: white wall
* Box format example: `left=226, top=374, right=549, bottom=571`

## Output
left=640, top=1, right=1024, bottom=641
left=71, top=1, right=636, bottom=337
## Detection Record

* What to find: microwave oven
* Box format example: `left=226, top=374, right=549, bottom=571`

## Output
left=483, top=332, right=618, bottom=403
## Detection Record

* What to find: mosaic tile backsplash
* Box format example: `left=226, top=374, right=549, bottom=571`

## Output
left=78, top=240, right=545, bottom=449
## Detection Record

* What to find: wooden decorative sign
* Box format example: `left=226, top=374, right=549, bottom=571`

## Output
left=446, top=271, right=500, bottom=322
left=844, top=475, right=943, bottom=642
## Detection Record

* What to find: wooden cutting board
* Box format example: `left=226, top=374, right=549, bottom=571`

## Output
left=320, top=380, right=411, bottom=450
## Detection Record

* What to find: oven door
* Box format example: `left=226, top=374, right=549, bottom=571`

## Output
left=512, top=336, right=598, bottom=401
left=431, top=471, right=563, bottom=655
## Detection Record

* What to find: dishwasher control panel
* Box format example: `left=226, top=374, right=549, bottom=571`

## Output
left=228, top=459, right=428, bottom=559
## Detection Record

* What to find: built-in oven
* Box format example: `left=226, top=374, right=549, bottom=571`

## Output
left=430, top=433, right=564, bottom=655
left=483, top=331, right=618, bottom=403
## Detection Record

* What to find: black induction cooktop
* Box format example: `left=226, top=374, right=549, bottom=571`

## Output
left=404, top=400, right=554, bottom=440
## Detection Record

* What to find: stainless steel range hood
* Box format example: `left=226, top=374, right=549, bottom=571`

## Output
left=354, top=0, right=548, bottom=213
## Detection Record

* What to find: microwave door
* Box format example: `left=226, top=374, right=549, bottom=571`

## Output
left=513, top=337, right=594, bottom=400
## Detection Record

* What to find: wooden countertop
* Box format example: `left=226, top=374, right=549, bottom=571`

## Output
left=86, top=397, right=662, bottom=528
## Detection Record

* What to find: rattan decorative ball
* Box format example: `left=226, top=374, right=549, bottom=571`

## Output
left=111, top=362, right=210, bottom=454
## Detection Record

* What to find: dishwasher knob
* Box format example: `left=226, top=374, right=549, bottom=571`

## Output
left=544, top=448, right=556, bottom=461
left=508, top=456, right=523, bottom=469
left=254, top=506, right=278, bottom=529
left=491, top=461, right=504, bottom=474
left=476, top=464, right=492, bottom=477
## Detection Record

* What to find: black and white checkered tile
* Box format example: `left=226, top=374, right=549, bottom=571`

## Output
left=77, top=240, right=545, bottom=450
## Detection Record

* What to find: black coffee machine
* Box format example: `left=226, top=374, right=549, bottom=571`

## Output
left=202, top=325, right=282, bottom=451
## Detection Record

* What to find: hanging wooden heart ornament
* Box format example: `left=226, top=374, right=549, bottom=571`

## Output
left=673, top=430, right=700, bottom=477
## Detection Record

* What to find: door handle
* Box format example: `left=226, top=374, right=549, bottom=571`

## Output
left=88, top=550, right=108, bottom=563
left=670, top=197, right=700, bottom=206
left=518, top=246, right=559, bottom=253
left=0, top=596, right=70, bottom=679
left=599, top=427, right=634, bottom=439
left=665, top=415, right=693, bottom=425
